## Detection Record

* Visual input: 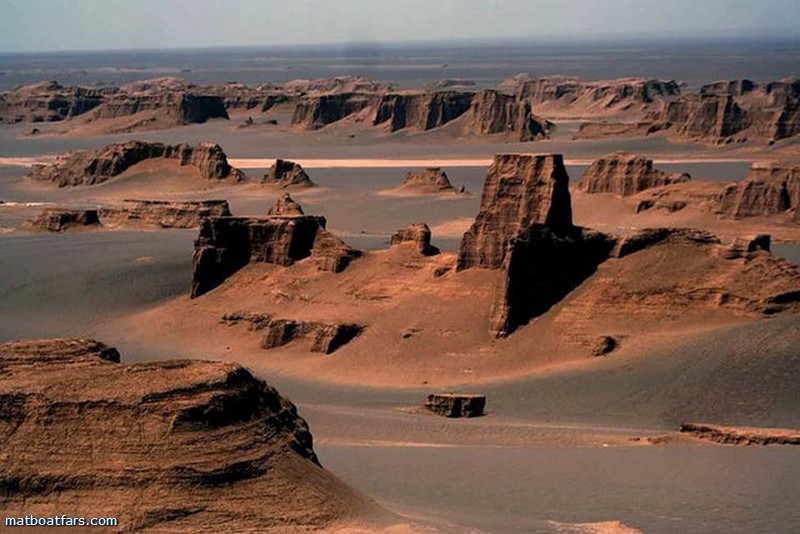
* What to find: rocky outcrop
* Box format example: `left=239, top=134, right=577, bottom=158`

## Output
left=373, top=91, right=473, bottom=131
left=718, top=163, right=800, bottom=219
left=513, top=77, right=681, bottom=116
left=268, top=193, right=306, bottom=216
left=680, top=423, right=800, bottom=446
left=30, top=141, right=246, bottom=187
left=222, top=313, right=364, bottom=354
left=292, top=93, right=381, bottom=130
left=579, top=152, right=691, bottom=196
left=262, top=159, right=316, bottom=188
left=401, top=168, right=457, bottom=193
left=490, top=225, right=615, bottom=337
left=457, top=154, right=618, bottom=337
left=390, top=223, right=440, bottom=256
left=283, top=76, right=388, bottom=95
left=99, top=200, right=231, bottom=228
left=0, top=81, right=107, bottom=123
left=466, top=90, right=552, bottom=141
left=23, top=209, right=101, bottom=232
left=191, top=196, right=361, bottom=297
left=457, top=154, right=574, bottom=270
left=425, top=394, right=486, bottom=418
left=648, top=78, right=800, bottom=144
left=718, top=234, right=772, bottom=260
left=0, top=338, right=369, bottom=531
left=612, top=228, right=720, bottom=258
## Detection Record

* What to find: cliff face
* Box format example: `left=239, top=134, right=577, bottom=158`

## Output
left=0, top=81, right=107, bottom=123
left=191, top=196, right=361, bottom=297
left=262, top=159, right=316, bottom=188
left=513, top=77, right=681, bottom=116
left=466, top=90, right=552, bottom=141
left=291, top=93, right=381, bottom=130
left=29, top=141, right=246, bottom=187
left=718, top=163, right=800, bottom=219
left=0, top=338, right=369, bottom=531
left=23, top=209, right=102, bottom=232
left=457, top=154, right=615, bottom=337
left=373, top=91, right=473, bottom=131
left=579, top=152, right=691, bottom=196
left=649, top=78, right=800, bottom=144
left=457, top=154, right=574, bottom=270
left=99, top=200, right=231, bottom=229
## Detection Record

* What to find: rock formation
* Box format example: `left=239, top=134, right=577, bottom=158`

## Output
left=457, top=154, right=617, bottom=337
left=466, top=90, right=552, bottom=141
left=292, top=93, right=381, bottom=130
left=262, top=159, right=316, bottom=188
left=268, top=193, right=306, bottom=216
left=457, top=154, right=574, bottom=270
left=425, top=394, right=486, bottom=418
left=23, top=209, right=102, bottom=232
left=191, top=196, right=361, bottom=297
left=29, top=141, right=246, bottom=187
left=718, top=163, right=800, bottom=219
left=579, top=152, right=691, bottom=196
left=401, top=168, right=456, bottom=193
left=373, top=91, right=473, bottom=132
left=99, top=200, right=231, bottom=228
left=0, top=81, right=107, bottom=123
left=512, top=77, right=681, bottom=116
left=0, top=338, right=372, bottom=531
left=390, top=223, right=440, bottom=256
left=648, top=78, right=800, bottom=144
left=680, top=423, right=800, bottom=446
left=223, top=313, right=364, bottom=354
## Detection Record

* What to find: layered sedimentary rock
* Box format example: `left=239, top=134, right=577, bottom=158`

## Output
left=191, top=196, right=361, bottom=297
left=99, top=200, right=231, bottom=228
left=292, top=93, right=381, bottom=130
left=579, top=152, right=691, bottom=196
left=29, top=141, right=245, bottom=187
left=425, top=394, right=486, bottom=418
left=0, top=338, right=369, bottom=531
left=0, top=81, right=107, bottom=123
left=457, top=154, right=574, bottom=270
left=466, top=90, right=552, bottom=141
left=718, top=163, right=800, bottom=219
left=457, top=154, right=617, bottom=337
left=680, top=423, right=800, bottom=446
left=401, top=168, right=456, bottom=193
left=649, top=78, right=800, bottom=144
left=23, top=209, right=101, bottom=232
left=513, top=77, right=681, bottom=115
left=222, top=313, right=363, bottom=354
left=390, top=223, right=440, bottom=256
left=283, top=76, right=388, bottom=95
left=268, top=193, right=306, bottom=216
left=263, top=159, right=316, bottom=188
left=373, top=91, right=473, bottom=131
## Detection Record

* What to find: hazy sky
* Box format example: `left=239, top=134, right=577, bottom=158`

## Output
left=1, top=0, right=799, bottom=53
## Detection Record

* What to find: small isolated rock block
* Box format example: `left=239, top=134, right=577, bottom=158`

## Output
left=425, top=393, right=486, bottom=418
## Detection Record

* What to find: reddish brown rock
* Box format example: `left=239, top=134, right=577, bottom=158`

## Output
left=0, top=81, right=106, bottom=123
left=262, top=159, right=316, bottom=188
left=30, top=141, right=245, bottom=187
left=373, top=91, right=473, bottom=132
left=291, top=93, right=381, bottom=130
left=467, top=90, right=552, bottom=141
left=0, top=338, right=371, bottom=531
left=390, top=223, right=440, bottom=256
left=223, top=313, right=363, bottom=354
left=579, top=152, right=690, bottom=196
left=718, top=163, right=800, bottom=219
left=99, top=199, right=230, bottom=228
left=268, top=193, right=305, bottom=216
left=401, top=168, right=456, bottom=193
left=680, top=423, right=800, bottom=446
left=457, top=154, right=574, bottom=270
left=191, top=197, right=360, bottom=297
left=425, top=393, right=486, bottom=418
left=23, top=208, right=102, bottom=232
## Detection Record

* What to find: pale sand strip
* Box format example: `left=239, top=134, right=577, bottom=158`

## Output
left=0, top=155, right=752, bottom=169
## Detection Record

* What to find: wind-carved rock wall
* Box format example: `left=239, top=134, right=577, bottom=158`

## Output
left=579, top=152, right=691, bottom=196
left=718, top=163, right=800, bottom=219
